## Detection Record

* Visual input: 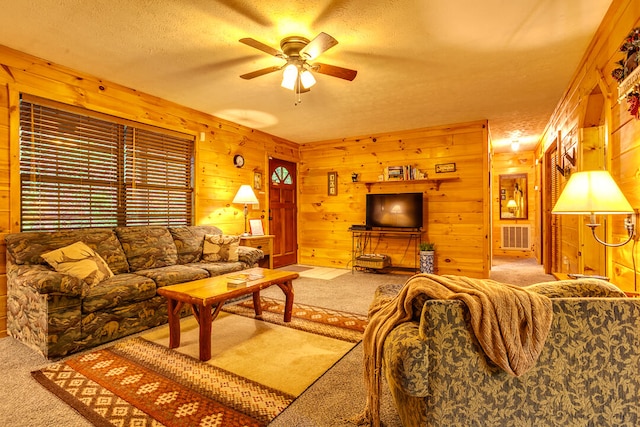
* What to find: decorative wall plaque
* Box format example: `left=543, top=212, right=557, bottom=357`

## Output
left=435, top=163, right=456, bottom=174
left=328, top=171, right=338, bottom=196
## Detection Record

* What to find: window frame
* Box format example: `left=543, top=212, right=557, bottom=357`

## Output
left=18, top=95, right=195, bottom=231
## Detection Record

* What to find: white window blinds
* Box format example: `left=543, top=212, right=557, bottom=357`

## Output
left=19, top=96, right=194, bottom=230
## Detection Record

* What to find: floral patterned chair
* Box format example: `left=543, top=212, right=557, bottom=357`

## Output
left=374, top=279, right=640, bottom=426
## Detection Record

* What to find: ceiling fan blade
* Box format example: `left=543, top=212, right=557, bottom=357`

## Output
left=300, top=32, right=338, bottom=60
left=239, top=38, right=283, bottom=57
left=240, top=66, right=282, bottom=80
left=312, top=63, right=357, bottom=81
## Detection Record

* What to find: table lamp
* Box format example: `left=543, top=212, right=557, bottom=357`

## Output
left=233, top=185, right=259, bottom=236
left=552, top=170, right=635, bottom=247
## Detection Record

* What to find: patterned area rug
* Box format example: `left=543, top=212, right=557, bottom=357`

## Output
left=222, top=297, right=367, bottom=342
left=32, top=300, right=368, bottom=427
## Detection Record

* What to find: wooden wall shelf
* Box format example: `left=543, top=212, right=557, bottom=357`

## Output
left=360, top=175, right=460, bottom=192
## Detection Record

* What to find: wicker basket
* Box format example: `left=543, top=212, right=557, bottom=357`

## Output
left=355, top=254, right=391, bottom=269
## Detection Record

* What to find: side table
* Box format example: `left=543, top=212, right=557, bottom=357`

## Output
left=240, top=235, right=274, bottom=269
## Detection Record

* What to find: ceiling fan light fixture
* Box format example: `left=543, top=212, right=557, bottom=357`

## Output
left=281, top=64, right=298, bottom=90
left=300, top=69, right=316, bottom=89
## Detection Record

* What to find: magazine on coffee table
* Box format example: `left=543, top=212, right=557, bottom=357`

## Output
left=226, top=272, right=265, bottom=287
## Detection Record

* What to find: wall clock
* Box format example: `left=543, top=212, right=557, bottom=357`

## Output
left=233, top=154, right=245, bottom=168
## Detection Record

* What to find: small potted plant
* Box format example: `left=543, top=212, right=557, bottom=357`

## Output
left=419, top=242, right=436, bottom=274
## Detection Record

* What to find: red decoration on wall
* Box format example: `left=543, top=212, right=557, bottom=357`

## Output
left=612, top=28, right=640, bottom=119
left=627, top=92, right=640, bottom=119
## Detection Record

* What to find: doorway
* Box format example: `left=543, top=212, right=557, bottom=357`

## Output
left=268, top=158, right=298, bottom=267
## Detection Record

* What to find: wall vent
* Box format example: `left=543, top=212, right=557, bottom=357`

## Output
left=501, top=225, right=530, bottom=250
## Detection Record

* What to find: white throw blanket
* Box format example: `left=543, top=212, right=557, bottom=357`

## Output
left=352, top=274, right=554, bottom=427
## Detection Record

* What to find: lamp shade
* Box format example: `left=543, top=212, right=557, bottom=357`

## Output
left=300, top=69, right=316, bottom=89
left=552, top=170, right=633, bottom=215
left=233, top=185, right=259, bottom=205
left=506, top=199, right=517, bottom=208
left=281, top=64, right=298, bottom=90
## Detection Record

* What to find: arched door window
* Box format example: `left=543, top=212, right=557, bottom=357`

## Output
left=272, top=166, right=293, bottom=185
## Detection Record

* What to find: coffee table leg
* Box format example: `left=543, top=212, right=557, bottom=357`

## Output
left=253, top=291, right=263, bottom=317
left=277, top=280, right=295, bottom=322
left=198, top=304, right=213, bottom=361
left=166, top=298, right=182, bottom=349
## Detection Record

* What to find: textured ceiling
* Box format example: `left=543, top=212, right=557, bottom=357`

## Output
left=0, top=0, right=613, bottom=152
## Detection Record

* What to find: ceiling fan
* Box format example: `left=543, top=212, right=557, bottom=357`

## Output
left=239, top=32, right=357, bottom=95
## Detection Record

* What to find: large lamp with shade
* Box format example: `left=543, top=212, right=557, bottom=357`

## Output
left=233, top=185, right=259, bottom=236
left=552, top=170, right=636, bottom=247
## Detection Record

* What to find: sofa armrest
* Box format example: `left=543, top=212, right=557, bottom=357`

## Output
left=237, top=245, right=264, bottom=266
left=8, top=263, right=83, bottom=296
left=383, top=321, right=430, bottom=397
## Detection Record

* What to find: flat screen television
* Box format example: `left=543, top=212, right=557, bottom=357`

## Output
left=366, top=192, right=424, bottom=229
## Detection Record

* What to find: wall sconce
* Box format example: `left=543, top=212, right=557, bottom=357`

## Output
left=555, top=147, right=577, bottom=177
left=511, top=140, right=520, bottom=152
left=552, top=170, right=636, bottom=247
left=233, top=185, right=259, bottom=236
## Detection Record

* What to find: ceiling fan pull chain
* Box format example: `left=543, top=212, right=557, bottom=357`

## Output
left=295, top=75, right=302, bottom=106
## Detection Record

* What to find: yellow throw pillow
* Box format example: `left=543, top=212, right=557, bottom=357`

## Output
left=42, top=241, right=114, bottom=287
left=203, top=234, right=240, bottom=262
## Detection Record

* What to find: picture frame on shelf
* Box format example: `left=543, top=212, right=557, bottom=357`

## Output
left=435, top=162, right=456, bottom=174
left=328, top=171, right=338, bottom=196
left=249, top=219, right=264, bottom=236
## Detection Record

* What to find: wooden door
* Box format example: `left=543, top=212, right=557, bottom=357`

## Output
left=269, top=158, right=297, bottom=267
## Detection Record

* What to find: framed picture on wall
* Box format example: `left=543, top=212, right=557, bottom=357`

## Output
left=249, top=219, right=264, bottom=236
left=328, top=171, right=338, bottom=196
left=254, top=172, right=262, bottom=190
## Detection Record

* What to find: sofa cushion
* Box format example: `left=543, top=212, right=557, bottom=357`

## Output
left=135, top=265, right=210, bottom=288
left=192, top=262, right=245, bottom=277
left=169, top=225, right=223, bottom=264
left=5, top=228, right=130, bottom=274
left=526, top=279, right=627, bottom=298
left=80, top=296, right=168, bottom=352
left=41, top=241, right=114, bottom=288
left=115, top=226, right=178, bottom=272
left=83, top=273, right=157, bottom=314
left=203, top=234, right=240, bottom=262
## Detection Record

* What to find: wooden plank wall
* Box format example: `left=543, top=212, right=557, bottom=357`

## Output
left=0, top=83, right=8, bottom=337
left=0, top=44, right=300, bottom=337
left=492, top=151, right=536, bottom=258
left=538, top=0, right=640, bottom=292
left=298, top=121, right=491, bottom=278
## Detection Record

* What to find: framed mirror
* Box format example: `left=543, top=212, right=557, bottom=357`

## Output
left=499, top=174, right=528, bottom=219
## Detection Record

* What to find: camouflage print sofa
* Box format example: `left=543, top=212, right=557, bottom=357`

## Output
left=374, top=279, right=640, bottom=426
left=5, top=225, right=264, bottom=359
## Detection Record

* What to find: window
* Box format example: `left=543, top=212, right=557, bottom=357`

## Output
left=271, top=166, right=292, bottom=185
left=19, top=96, right=194, bottom=231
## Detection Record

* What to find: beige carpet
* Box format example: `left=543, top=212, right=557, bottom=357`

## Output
left=490, top=256, right=555, bottom=286
left=296, top=266, right=351, bottom=280
left=143, top=312, right=356, bottom=396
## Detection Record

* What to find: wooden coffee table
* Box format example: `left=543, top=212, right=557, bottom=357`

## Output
left=157, top=267, right=298, bottom=361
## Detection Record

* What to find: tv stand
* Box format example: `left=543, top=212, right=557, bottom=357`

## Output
left=350, top=228, right=423, bottom=274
